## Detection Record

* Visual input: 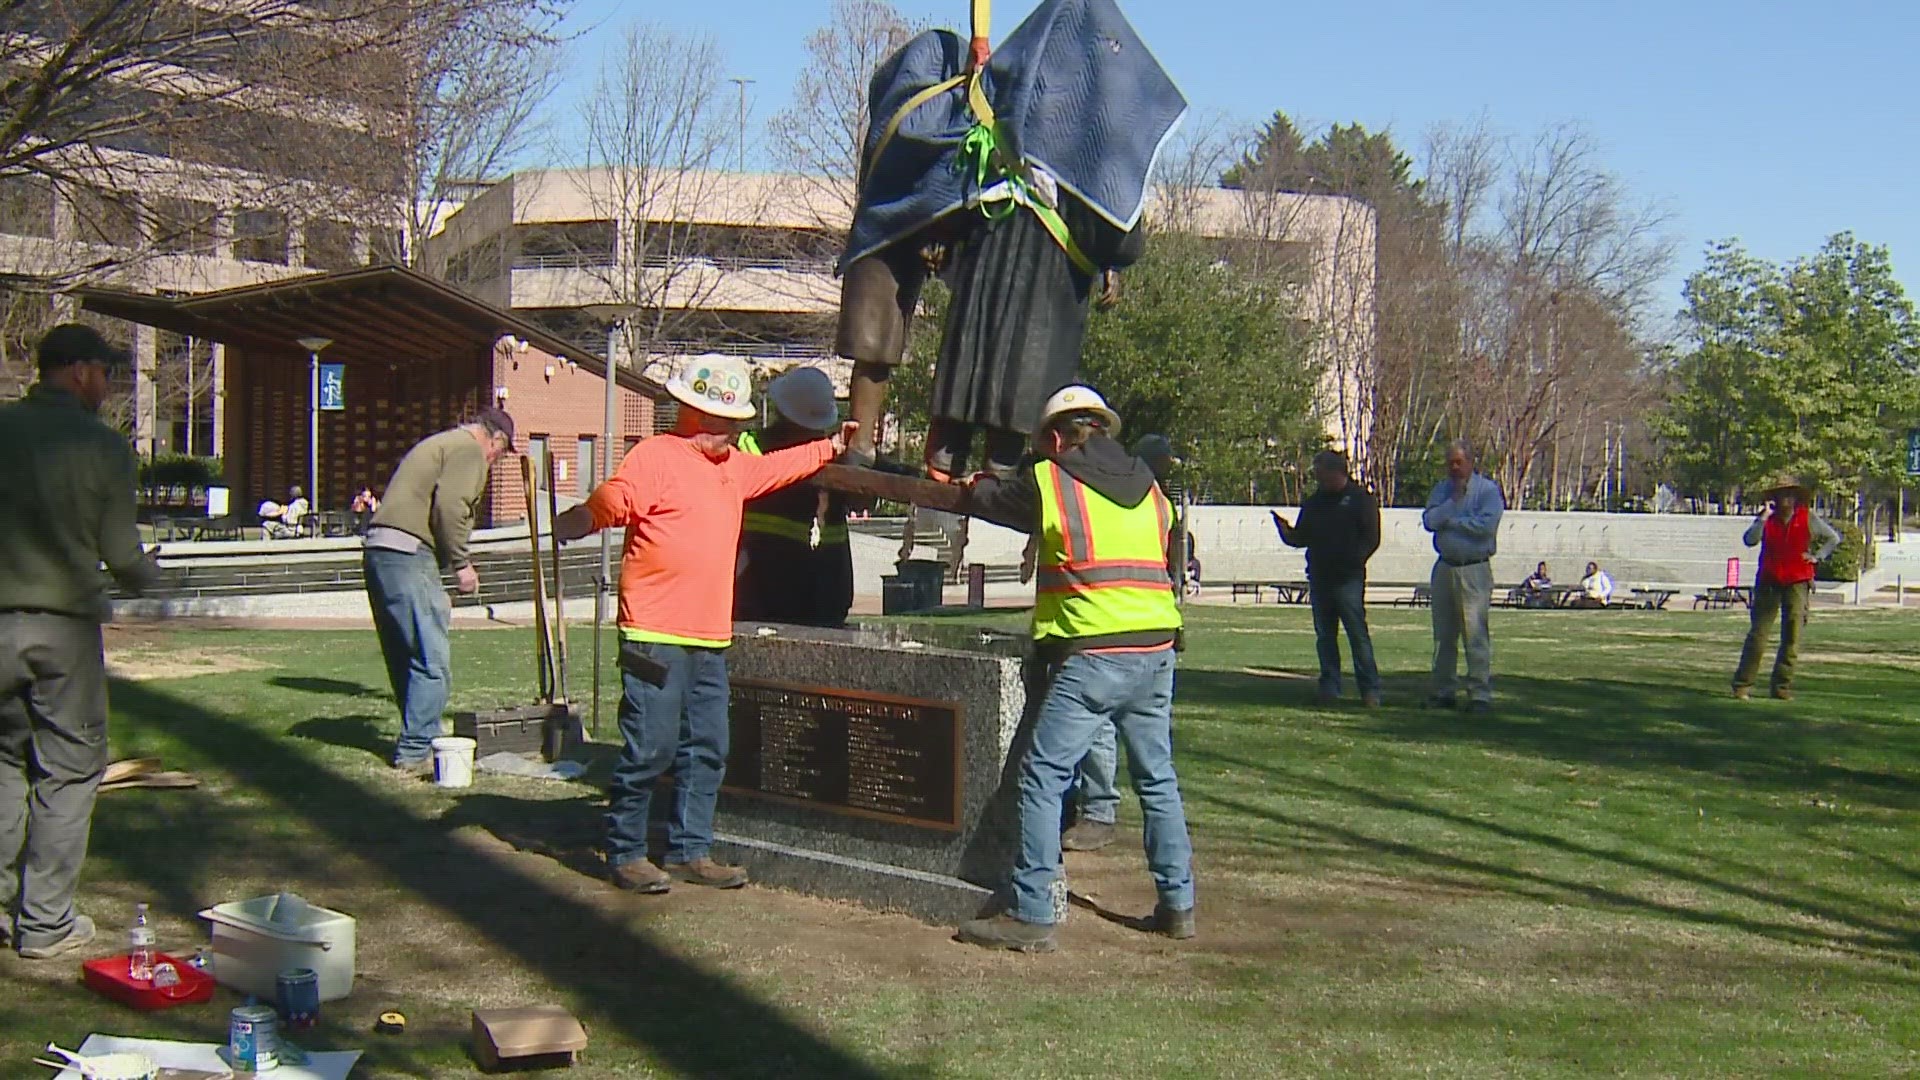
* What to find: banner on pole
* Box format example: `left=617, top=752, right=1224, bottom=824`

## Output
left=1906, top=429, right=1920, bottom=476
left=319, top=364, right=346, bottom=411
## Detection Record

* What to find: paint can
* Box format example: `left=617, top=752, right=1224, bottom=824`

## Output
left=230, top=1003, right=280, bottom=1072
left=277, top=967, right=321, bottom=1031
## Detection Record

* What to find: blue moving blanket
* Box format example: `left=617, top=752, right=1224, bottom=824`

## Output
left=841, top=0, right=1187, bottom=271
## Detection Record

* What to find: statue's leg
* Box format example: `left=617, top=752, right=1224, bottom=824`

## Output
left=835, top=248, right=927, bottom=464
left=927, top=420, right=976, bottom=483
left=984, top=427, right=1027, bottom=479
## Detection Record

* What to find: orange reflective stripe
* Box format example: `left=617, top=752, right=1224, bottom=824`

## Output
left=1037, top=560, right=1178, bottom=594
left=1060, top=465, right=1094, bottom=561
left=1046, top=461, right=1095, bottom=564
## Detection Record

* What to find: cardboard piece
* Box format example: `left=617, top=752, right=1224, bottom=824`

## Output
left=472, top=1005, right=588, bottom=1071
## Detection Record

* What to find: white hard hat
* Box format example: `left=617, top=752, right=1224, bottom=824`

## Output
left=766, top=366, right=839, bottom=432
left=666, top=355, right=756, bottom=421
left=1038, top=385, right=1121, bottom=434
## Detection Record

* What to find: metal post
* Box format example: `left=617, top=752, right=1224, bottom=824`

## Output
left=185, top=335, right=196, bottom=458
left=297, top=337, right=332, bottom=529
left=728, top=77, right=754, bottom=173
left=308, top=352, right=319, bottom=511
left=594, top=317, right=622, bottom=738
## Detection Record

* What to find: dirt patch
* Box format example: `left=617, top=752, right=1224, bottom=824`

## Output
left=105, top=649, right=275, bottom=681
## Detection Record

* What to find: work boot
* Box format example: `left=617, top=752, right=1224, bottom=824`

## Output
left=1469, top=700, right=1495, bottom=715
left=610, top=859, right=671, bottom=895
left=1361, top=692, right=1382, bottom=708
left=1151, top=904, right=1196, bottom=940
left=1061, top=820, right=1116, bottom=852
left=1731, top=686, right=1751, bottom=701
left=18, top=915, right=96, bottom=960
left=955, top=914, right=1058, bottom=953
left=1424, top=694, right=1457, bottom=710
left=665, top=858, right=750, bottom=889
left=1771, top=686, right=1795, bottom=701
left=1316, top=689, right=1340, bottom=707
left=390, top=758, right=433, bottom=778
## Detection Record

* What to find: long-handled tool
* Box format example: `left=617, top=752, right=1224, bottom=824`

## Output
left=520, top=455, right=556, bottom=702
left=545, top=451, right=570, bottom=706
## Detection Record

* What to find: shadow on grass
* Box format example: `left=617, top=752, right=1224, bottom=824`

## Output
left=104, top=679, right=899, bottom=1079
left=1175, top=665, right=1920, bottom=962
left=288, top=714, right=391, bottom=759
left=269, top=675, right=380, bottom=697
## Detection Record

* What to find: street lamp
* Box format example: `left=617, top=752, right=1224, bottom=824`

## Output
left=296, top=336, right=332, bottom=525
left=727, top=77, right=755, bottom=173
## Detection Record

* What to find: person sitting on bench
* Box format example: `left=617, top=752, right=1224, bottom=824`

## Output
left=1576, top=561, right=1614, bottom=608
left=1521, top=561, right=1553, bottom=606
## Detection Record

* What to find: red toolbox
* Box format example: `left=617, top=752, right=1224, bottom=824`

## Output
left=83, top=952, right=216, bottom=1010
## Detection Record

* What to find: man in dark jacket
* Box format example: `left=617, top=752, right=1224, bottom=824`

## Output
left=954, top=386, right=1194, bottom=953
left=1273, top=450, right=1382, bottom=705
left=0, top=324, right=164, bottom=959
left=735, top=367, right=855, bottom=628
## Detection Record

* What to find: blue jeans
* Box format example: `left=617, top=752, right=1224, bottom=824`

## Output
left=1310, top=575, right=1379, bottom=696
left=1072, top=722, right=1120, bottom=826
left=363, top=547, right=450, bottom=764
left=1014, top=649, right=1194, bottom=924
left=605, top=640, right=730, bottom=868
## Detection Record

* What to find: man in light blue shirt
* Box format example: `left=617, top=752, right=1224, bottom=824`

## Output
left=1421, top=440, right=1505, bottom=711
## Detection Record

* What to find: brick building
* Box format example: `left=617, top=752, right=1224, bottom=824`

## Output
left=78, top=265, right=663, bottom=525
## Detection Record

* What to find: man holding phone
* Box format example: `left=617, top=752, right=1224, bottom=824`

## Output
left=1273, top=450, right=1382, bottom=706
left=1732, top=476, right=1839, bottom=700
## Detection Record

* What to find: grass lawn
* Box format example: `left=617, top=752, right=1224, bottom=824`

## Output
left=6, top=605, right=1920, bottom=1077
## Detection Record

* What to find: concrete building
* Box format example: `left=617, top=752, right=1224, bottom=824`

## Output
left=0, top=0, right=406, bottom=454
left=423, top=169, right=1377, bottom=452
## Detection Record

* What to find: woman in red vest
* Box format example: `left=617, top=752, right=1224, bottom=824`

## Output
left=1733, top=476, right=1841, bottom=700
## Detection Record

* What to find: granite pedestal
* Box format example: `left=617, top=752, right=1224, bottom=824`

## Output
left=713, top=621, right=1045, bottom=923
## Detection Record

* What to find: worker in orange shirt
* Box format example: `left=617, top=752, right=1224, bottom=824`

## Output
left=555, top=356, right=855, bottom=895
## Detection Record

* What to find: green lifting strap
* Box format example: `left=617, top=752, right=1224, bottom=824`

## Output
left=860, top=0, right=1100, bottom=279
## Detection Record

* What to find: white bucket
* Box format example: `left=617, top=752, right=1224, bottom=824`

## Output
left=431, top=736, right=478, bottom=788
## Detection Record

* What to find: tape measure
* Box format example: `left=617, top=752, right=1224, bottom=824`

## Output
left=376, top=1011, right=407, bottom=1034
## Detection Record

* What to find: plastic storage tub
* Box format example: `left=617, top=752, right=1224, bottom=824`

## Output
left=198, top=893, right=355, bottom=1002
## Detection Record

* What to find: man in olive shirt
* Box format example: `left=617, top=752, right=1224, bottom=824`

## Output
left=364, top=409, right=514, bottom=773
left=0, top=324, right=163, bottom=959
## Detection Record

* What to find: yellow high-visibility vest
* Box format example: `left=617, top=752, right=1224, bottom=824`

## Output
left=1032, top=459, right=1181, bottom=644
left=736, top=430, right=849, bottom=546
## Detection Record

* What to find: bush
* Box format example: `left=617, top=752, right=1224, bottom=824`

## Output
left=1818, top=519, right=1875, bottom=582
left=139, top=454, right=223, bottom=501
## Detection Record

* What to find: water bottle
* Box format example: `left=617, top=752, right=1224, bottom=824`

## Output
left=130, top=903, right=156, bottom=982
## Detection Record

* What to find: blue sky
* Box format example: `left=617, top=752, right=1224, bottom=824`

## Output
left=552, top=0, right=1916, bottom=316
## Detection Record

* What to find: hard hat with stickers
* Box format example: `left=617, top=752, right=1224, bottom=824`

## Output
left=668, top=355, right=757, bottom=421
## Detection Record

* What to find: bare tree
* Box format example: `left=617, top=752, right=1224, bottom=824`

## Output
left=1427, top=123, right=1673, bottom=506
left=370, top=0, right=568, bottom=269
left=766, top=0, right=919, bottom=229
left=563, top=22, right=738, bottom=380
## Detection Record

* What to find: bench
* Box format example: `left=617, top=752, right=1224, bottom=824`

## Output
left=1227, top=581, right=1311, bottom=604
left=1692, top=586, right=1751, bottom=610
left=1393, top=584, right=1432, bottom=608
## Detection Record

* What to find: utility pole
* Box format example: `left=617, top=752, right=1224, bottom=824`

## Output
left=727, top=77, right=755, bottom=173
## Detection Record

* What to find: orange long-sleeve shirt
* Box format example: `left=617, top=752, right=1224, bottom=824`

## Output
left=587, top=433, right=836, bottom=647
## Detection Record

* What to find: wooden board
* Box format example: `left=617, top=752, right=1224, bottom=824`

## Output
left=813, top=465, right=967, bottom=513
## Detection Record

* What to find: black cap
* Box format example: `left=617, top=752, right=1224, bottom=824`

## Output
left=474, top=406, right=516, bottom=445
left=38, top=324, right=131, bottom=372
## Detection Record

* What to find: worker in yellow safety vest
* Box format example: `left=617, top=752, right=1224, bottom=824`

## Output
left=734, top=367, right=856, bottom=627
left=953, top=384, right=1195, bottom=952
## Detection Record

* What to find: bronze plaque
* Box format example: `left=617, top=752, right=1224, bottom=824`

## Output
left=726, top=677, right=962, bottom=832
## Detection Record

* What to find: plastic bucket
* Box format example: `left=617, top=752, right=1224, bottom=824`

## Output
left=431, top=736, right=477, bottom=788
